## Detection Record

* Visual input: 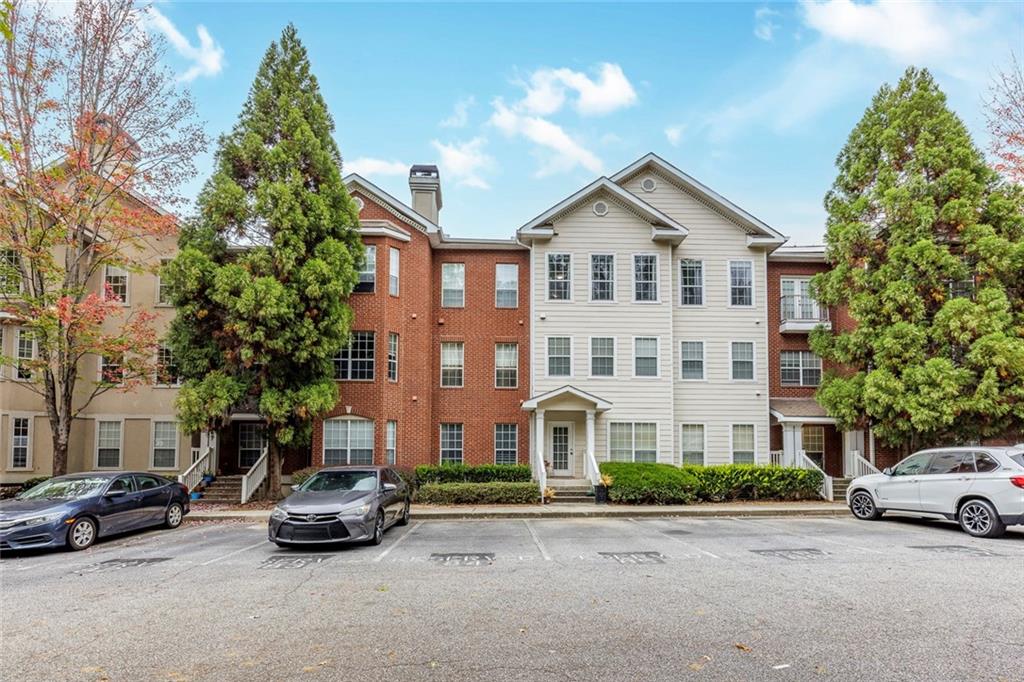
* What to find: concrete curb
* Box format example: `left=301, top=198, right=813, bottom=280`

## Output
left=186, top=503, right=850, bottom=523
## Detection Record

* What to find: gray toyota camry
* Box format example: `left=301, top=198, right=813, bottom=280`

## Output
left=268, top=466, right=410, bottom=547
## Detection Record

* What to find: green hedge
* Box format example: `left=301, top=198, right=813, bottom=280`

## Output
left=21, top=476, right=52, bottom=491
left=415, top=481, right=539, bottom=505
left=684, top=464, right=823, bottom=502
left=598, top=462, right=699, bottom=504
left=598, top=462, right=823, bottom=504
left=414, top=464, right=531, bottom=485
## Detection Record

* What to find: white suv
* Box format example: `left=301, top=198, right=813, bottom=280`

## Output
left=847, top=446, right=1024, bottom=537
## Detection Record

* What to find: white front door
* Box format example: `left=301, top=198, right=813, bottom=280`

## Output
left=548, top=422, right=574, bottom=476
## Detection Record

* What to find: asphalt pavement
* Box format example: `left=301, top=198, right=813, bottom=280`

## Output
left=1, top=514, right=1022, bottom=681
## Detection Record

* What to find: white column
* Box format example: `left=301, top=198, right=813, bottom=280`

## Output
left=535, top=409, right=545, bottom=473
left=585, top=409, right=596, bottom=481
left=782, top=422, right=803, bottom=467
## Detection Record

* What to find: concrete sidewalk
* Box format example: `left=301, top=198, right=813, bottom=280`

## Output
left=187, top=500, right=850, bottom=522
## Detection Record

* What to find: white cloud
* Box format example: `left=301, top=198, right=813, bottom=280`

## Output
left=754, top=7, right=781, bottom=41
left=664, top=124, right=686, bottom=146
left=490, top=99, right=602, bottom=177
left=144, top=7, right=224, bottom=81
left=431, top=138, right=494, bottom=189
left=519, top=63, right=637, bottom=117
left=440, top=96, right=475, bottom=128
left=345, top=158, right=408, bottom=177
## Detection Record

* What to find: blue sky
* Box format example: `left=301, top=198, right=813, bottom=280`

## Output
left=150, top=1, right=1022, bottom=245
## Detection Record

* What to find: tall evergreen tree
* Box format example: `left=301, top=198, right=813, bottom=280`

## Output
left=167, top=25, right=361, bottom=495
left=811, top=67, right=1024, bottom=453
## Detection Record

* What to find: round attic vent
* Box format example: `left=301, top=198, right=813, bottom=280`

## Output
left=593, top=200, right=609, bottom=217
left=640, top=177, right=657, bottom=193
left=354, top=197, right=365, bottom=211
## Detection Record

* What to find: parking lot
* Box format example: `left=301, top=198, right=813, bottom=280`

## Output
left=1, top=514, right=1022, bottom=681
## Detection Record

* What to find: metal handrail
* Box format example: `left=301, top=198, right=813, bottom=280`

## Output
left=178, top=447, right=211, bottom=492
left=240, top=446, right=269, bottom=503
left=780, top=295, right=829, bottom=323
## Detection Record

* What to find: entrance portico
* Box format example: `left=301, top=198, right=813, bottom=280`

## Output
left=769, top=398, right=873, bottom=478
left=522, top=386, right=611, bottom=484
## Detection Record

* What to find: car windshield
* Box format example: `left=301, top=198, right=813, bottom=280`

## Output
left=18, top=477, right=109, bottom=500
left=299, top=471, right=378, bottom=492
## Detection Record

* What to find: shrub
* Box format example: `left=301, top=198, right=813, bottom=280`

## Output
left=414, top=464, right=531, bottom=485
left=21, top=476, right=52, bottom=491
left=598, top=462, right=698, bottom=504
left=684, top=464, right=823, bottom=502
left=415, top=481, right=539, bottom=505
left=290, top=467, right=318, bottom=487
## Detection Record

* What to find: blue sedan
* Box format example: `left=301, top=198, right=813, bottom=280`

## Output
left=0, top=472, right=190, bottom=552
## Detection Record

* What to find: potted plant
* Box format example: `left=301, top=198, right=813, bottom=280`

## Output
left=542, top=486, right=555, bottom=504
left=594, top=474, right=612, bottom=504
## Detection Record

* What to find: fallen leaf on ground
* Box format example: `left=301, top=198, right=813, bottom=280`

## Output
left=734, top=643, right=752, bottom=652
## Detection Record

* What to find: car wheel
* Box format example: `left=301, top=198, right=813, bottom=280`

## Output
left=396, top=501, right=410, bottom=526
left=958, top=499, right=1005, bottom=538
left=369, top=511, right=385, bottom=545
left=164, top=502, right=184, bottom=529
left=849, top=490, right=883, bottom=521
left=67, top=517, right=97, bottom=551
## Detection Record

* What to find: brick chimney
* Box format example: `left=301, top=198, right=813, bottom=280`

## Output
left=409, top=164, right=442, bottom=223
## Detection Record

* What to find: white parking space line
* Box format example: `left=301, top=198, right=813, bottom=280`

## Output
left=372, top=521, right=422, bottom=563
left=626, top=518, right=721, bottom=559
left=200, top=540, right=267, bottom=566
left=729, top=517, right=887, bottom=555
left=7, top=525, right=209, bottom=572
left=523, top=520, right=552, bottom=561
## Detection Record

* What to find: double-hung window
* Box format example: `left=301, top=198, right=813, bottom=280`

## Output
left=152, top=422, right=178, bottom=469
left=0, top=249, right=20, bottom=295
left=680, top=424, right=705, bottom=466
left=96, top=421, right=122, bottom=468
left=15, top=328, right=34, bottom=380
left=802, top=425, right=825, bottom=468
left=609, top=422, right=657, bottom=463
left=389, top=247, right=400, bottom=296
left=590, top=337, right=614, bottom=377
left=547, top=253, right=571, bottom=301
left=495, top=343, right=518, bottom=388
left=157, top=258, right=173, bottom=305
left=386, top=421, right=397, bottom=465
left=590, top=254, right=614, bottom=301
left=680, top=341, right=704, bottom=380
left=634, top=337, right=658, bottom=377
left=731, top=424, right=756, bottom=464
left=633, top=254, right=658, bottom=302
left=441, top=263, right=465, bottom=307
left=441, top=342, right=464, bottom=387
left=11, top=417, right=30, bottom=469
left=494, top=424, right=517, bottom=465
left=104, top=265, right=128, bottom=303
left=355, top=245, right=376, bottom=293
left=387, top=333, right=399, bottom=382
left=547, top=337, right=571, bottom=377
left=323, top=419, right=374, bottom=465
left=495, top=264, right=519, bottom=308
left=334, top=332, right=375, bottom=381
left=156, top=345, right=181, bottom=386
left=238, top=423, right=267, bottom=468
left=100, top=355, right=124, bottom=385
left=731, top=342, right=755, bottom=381
left=679, top=259, right=703, bottom=305
left=440, top=423, right=463, bottom=464
left=780, top=350, right=822, bottom=386
left=729, top=261, right=754, bottom=306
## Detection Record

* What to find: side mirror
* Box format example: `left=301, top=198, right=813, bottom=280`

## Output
left=290, top=484, right=300, bottom=492
left=882, top=467, right=892, bottom=476
left=382, top=483, right=397, bottom=493
left=105, top=489, right=127, bottom=498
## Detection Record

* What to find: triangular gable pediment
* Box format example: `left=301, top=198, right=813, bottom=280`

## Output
left=344, top=173, right=439, bottom=235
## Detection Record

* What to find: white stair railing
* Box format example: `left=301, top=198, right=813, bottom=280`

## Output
left=240, top=446, right=269, bottom=504
left=178, top=447, right=212, bottom=492
left=769, top=450, right=785, bottom=466
left=796, top=449, right=834, bottom=501
left=850, top=450, right=880, bottom=478
left=583, top=448, right=601, bottom=487
left=533, top=446, right=547, bottom=502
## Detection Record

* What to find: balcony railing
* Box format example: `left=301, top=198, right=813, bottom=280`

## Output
left=780, top=296, right=829, bottom=324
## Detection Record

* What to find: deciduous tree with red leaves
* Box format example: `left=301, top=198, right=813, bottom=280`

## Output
left=986, top=54, right=1024, bottom=183
left=0, top=0, right=205, bottom=475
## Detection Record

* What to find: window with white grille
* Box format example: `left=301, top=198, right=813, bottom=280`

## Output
left=11, top=417, right=30, bottom=469
left=334, top=332, right=375, bottom=381
left=633, top=254, right=658, bottom=302
left=387, top=333, right=399, bottom=382
left=610, top=422, right=657, bottom=463
left=440, top=423, right=463, bottom=464
left=634, top=337, right=658, bottom=377
left=732, top=424, right=756, bottom=464
left=680, top=341, right=704, bottom=380
left=495, top=264, right=518, bottom=308
left=324, top=419, right=374, bottom=465
left=680, top=424, right=704, bottom=466
left=731, top=342, right=755, bottom=381
left=590, top=337, right=614, bottom=377
left=441, top=263, right=465, bottom=307
left=590, top=254, right=614, bottom=301
left=729, top=261, right=753, bottom=306
left=547, top=337, right=571, bottom=377
left=495, top=343, right=518, bottom=388
left=441, top=342, right=464, bottom=387
left=389, top=247, right=400, bottom=296
left=355, top=246, right=376, bottom=293
left=97, top=421, right=122, bottom=468
left=547, top=254, right=571, bottom=301
left=780, top=350, right=822, bottom=386
left=104, top=265, right=129, bottom=303
left=152, top=422, right=178, bottom=469
left=494, top=424, right=517, bottom=465
left=386, top=421, right=397, bottom=465
left=679, top=259, right=703, bottom=305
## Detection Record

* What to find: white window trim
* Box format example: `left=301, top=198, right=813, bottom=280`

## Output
left=606, top=421, right=659, bottom=463
left=322, top=417, right=376, bottom=466
left=678, top=258, right=705, bottom=307
left=8, top=414, right=33, bottom=470
left=356, top=244, right=377, bottom=293
left=588, top=253, right=616, bottom=304
left=149, top=420, right=179, bottom=471
left=679, top=422, right=707, bottom=467
left=493, top=423, right=518, bottom=465
left=155, top=258, right=174, bottom=307
left=439, top=423, right=464, bottom=465
left=13, top=327, right=36, bottom=382
left=729, top=340, right=757, bottom=382
left=94, top=418, right=125, bottom=470
left=802, top=424, right=826, bottom=456
left=97, top=354, right=125, bottom=387
left=154, top=345, right=181, bottom=388
left=545, top=335, right=573, bottom=378
left=729, top=423, right=758, bottom=465
left=632, top=336, right=660, bottom=379
left=441, top=262, right=466, bottom=308
left=588, top=335, right=616, bottom=379
left=631, top=252, right=660, bottom=304
left=386, top=420, right=397, bottom=466
left=679, top=339, right=706, bottom=382
left=440, top=341, right=465, bottom=388
left=780, top=276, right=822, bottom=320
left=494, top=342, right=519, bottom=389
left=727, top=259, right=755, bottom=308
left=495, top=263, right=519, bottom=309
left=103, top=264, right=130, bottom=306
left=780, top=350, right=822, bottom=387
left=387, top=333, right=399, bottom=383
left=389, top=247, right=400, bottom=297
left=546, top=252, right=573, bottom=303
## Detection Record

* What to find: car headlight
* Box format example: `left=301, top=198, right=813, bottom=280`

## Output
left=340, top=503, right=371, bottom=517
left=22, top=513, right=64, bottom=527
left=270, top=507, right=288, bottom=521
